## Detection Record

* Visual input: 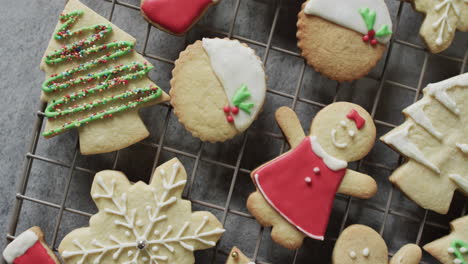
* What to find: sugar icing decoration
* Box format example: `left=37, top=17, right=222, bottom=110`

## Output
left=254, top=136, right=347, bottom=240
left=331, top=129, right=348, bottom=149
left=449, top=174, right=468, bottom=193
left=304, top=0, right=393, bottom=44
left=425, top=73, right=468, bottom=116
left=432, top=0, right=468, bottom=46
left=61, top=161, right=225, bottom=263
left=448, top=240, right=467, bottom=264
left=3, top=230, right=39, bottom=263
left=346, top=109, right=366, bottom=130
left=201, top=38, right=266, bottom=132
left=456, top=143, right=468, bottom=154
left=403, top=100, right=443, bottom=140
left=42, top=10, right=162, bottom=137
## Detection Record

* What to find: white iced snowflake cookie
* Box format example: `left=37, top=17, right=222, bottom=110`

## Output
left=381, top=73, right=468, bottom=214
left=58, top=158, right=225, bottom=263
left=409, top=0, right=468, bottom=53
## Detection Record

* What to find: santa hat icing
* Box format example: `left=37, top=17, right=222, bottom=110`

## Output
left=3, top=228, right=57, bottom=264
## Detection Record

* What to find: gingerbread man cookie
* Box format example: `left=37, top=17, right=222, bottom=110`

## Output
left=333, top=225, right=422, bottom=264
left=141, top=0, right=220, bottom=35
left=381, top=73, right=468, bottom=214
left=226, top=247, right=255, bottom=264
left=59, top=158, right=225, bottom=263
left=3, top=227, right=60, bottom=264
left=41, top=0, right=170, bottom=155
left=247, top=103, right=378, bottom=249
left=409, top=0, right=468, bottom=53
left=424, top=215, right=468, bottom=264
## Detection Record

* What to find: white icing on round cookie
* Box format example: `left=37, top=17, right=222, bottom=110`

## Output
left=202, top=38, right=266, bottom=132
left=304, top=0, right=393, bottom=43
left=3, top=230, right=39, bottom=263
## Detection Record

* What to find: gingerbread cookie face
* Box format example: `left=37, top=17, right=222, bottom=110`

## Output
left=141, top=0, right=219, bottom=35
left=297, top=0, right=393, bottom=82
left=3, top=227, right=60, bottom=264
left=40, top=0, right=170, bottom=155
left=381, top=73, right=468, bottom=214
left=410, top=0, right=468, bottom=53
left=424, top=215, right=468, bottom=264
left=170, top=38, right=266, bottom=142
left=58, top=158, right=225, bottom=263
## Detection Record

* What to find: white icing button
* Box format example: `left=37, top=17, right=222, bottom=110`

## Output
left=340, top=120, right=347, bottom=127
left=448, top=247, right=455, bottom=253
left=313, top=167, right=320, bottom=174
left=305, top=177, right=312, bottom=183
left=362, top=248, right=369, bottom=257
left=348, top=130, right=355, bottom=137
left=349, top=251, right=356, bottom=259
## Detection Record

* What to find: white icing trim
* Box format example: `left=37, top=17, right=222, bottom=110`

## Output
left=449, top=174, right=468, bottom=193
left=254, top=174, right=325, bottom=240
left=432, top=0, right=466, bottom=46
left=304, top=0, right=393, bottom=43
left=201, top=38, right=266, bottom=132
left=425, top=73, right=468, bottom=115
left=456, top=143, right=468, bottom=154
left=3, top=230, right=39, bottom=263
left=403, top=100, right=443, bottom=140
left=310, top=136, right=348, bottom=171
left=331, top=129, right=348, bottom=149
left=382, top=123, right=440, bottom=173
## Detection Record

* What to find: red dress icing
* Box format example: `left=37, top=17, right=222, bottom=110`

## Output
left=13, top=241, right=56, bottom=264
left=253, top=136, right=346, bottom=240
left=141, top=0, right=213, bottom=34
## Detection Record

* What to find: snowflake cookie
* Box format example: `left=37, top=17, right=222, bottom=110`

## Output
left=409, top=0, right=468, bottom=53
left=58, top=158, right=225, bottom=263
left=424, top=215, right=468, bottom=264
left=225, top=247, right=255, bottom=264
left=381, top=73, right=468, bottom=214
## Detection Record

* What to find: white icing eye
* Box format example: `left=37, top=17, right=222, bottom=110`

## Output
left=340, top=120, right=347, bottom=127
left=305, top=177, right=312, bottom=183
left=362, top=248, right=369, bottom=257
left=313, top=167, right=320, bottom=174
left=349, top=251, right=356, bottom=259
left=348, top=130, right=355, bottom=137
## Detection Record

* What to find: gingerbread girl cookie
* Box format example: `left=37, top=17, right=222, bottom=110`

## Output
left=3, top=227, right=60, bottom=264
left=226, top=247, right=255, bottom=264
left=247, top=103, right=378, bottom=249
left=333, top=225, right=422, bottom=264
left=424, top=215, right=468, bottom=264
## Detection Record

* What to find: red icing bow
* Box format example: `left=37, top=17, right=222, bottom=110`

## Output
left=346, top=109, right=365, bottom=130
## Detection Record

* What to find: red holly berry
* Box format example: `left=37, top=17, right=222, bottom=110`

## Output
left=368, top=29, right=375, bottom=39
left=362, top=35, right=369, bottom=42
left=370, top=39, right=378, bottom=46
left=231, top=106, right=239, bottom=115
left=223, top=105, right=230, bottom=113
left=226, top=115, right=234, bottom=123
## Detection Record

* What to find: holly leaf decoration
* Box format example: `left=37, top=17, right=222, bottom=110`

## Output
left=232, top=84, right=254, bottom=114
left=359, top=7, right=376, bottom=31
left=376, top=25, right=392, bottom=37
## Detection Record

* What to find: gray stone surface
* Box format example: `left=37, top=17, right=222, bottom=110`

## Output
left=0, top=0, right=467, bottom=263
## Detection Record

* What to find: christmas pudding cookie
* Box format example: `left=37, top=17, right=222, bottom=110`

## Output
left=141, top=0, right=220, bottom=35
left=170, top=38, right=266, bottom=142
left=381, top=73, right=468, bottom=214
left=247, top=103, right=378, bottom=249
left=226, top=247, right=255, bottom=264
left=3, top=227, right=60, bottom=264
left=59, top=158, right=225, bottom=263
left=333, top=225, right=422, bottom=264
left=424, top=215, right=468, bottom=264
left=297, top=0, right=393, bottom=82
left=409, top=0, right=467, bottom=53
left=40, top=0, right=170, bottom=155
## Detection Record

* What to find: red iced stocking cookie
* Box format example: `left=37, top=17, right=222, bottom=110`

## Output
left=247, top=103, right=378, bottom=249
left=3, top=227, right=60, bottom=264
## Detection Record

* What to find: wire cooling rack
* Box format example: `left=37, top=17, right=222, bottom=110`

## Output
left=3, top=0, right=468, bottom=263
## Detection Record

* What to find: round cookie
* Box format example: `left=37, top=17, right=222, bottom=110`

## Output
left=170, top=38, right=267, bottom=142
left=297, top=0, right=393, bottom=82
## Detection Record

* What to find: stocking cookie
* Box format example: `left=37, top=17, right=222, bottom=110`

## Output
left=333, top=225, right=422, bottom=264
left=141, top=0, right=219, bottom=35
left=170, top=38, right=266, bottom=142
left=226, top=247, right=255, bottom=264
left=41, top=0, right=170, bottom=155
left=381, top=73, right=468, bottom=214
left=297, top=0, right=393, bottom=82
left=58, top=158, right=225, bottom=263
left=409, top=0, right=468, bottom=53
left=3, top=227, right=60, bottom=264
left=247, top=103, right=378, bottom=249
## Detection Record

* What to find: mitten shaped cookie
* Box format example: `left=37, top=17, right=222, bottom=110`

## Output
left=424, top=215, right=468, bottom=264
left=226, top=247, right=255, bottom=264
left=247, top=102, right=378, bottom=249
left=3, top=227, right=60, bottom=264
left=59, top=158, right=225, bottom=263
left=381, top=73, right=468, bottom=214
left=41, top=0, right=170, bottom=155
left=333, top=225, right=422, bottom=264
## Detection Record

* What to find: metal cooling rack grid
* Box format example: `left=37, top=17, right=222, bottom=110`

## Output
left=3, top=0, right=468, bottom=263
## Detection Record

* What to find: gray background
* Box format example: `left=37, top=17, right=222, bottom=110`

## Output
left=0, top=0, right=467, bottom=263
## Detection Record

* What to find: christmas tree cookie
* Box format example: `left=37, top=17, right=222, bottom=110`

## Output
left=297, top=0, right=393, bottom=82
left=170, top=38, right=266, bottom=142
left=333, top=225, right=422, bottom=264
left=141, top=0, right=220, bottom=35
left=247, top=103, right=378, bottom=249
left=381, top=73, right=468, bottom=214
left=409, top=0, right=468, bottom=53
left=3, top=227, right=60, bottom=264
left=226, top=247, right=255, bottom=264
left=40, top=0, right=170, bottom=155
left=58, top=158, right=225, bottom=263
left=424, top=215, right=468, bottom=264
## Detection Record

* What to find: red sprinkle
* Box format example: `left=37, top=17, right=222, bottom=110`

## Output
left=226, top=115, right=234, bottom=123
left=223, top=105, right=231, bottom=113
left=231, top=106, right=239, bottom=115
